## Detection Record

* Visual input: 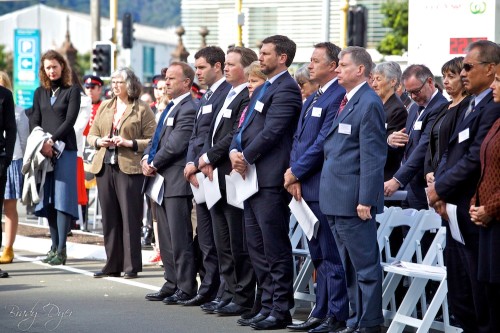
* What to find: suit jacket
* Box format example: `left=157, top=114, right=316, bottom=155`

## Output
left=88, top=98, right=156, bottom=175
left=0, top=86, right=17, bottom=164
left=229, top=71, right=302, bottom=188
left=393, top=92, right=448, bottom=198
left=201, top=87, right=250, bottom=189
left=319, top=83, right=386, bottom=217
left=383, top=93, right=408, bottom=181
left=435, top=91, right=500, bottom=241
left=186, top=81, right=231, bottom=165
left=290, top=80, right=345, bottom=202
left=143, top=94, right=197, bottom=197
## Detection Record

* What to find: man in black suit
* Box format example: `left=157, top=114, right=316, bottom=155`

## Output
left=197, top=46, right=258, bottom=316
left=384, top=65, right=448, bottom=209
left=229, top=35, right=302, bottom=330
left=427, top=40, right=500, bottom=333
left=0, top=85, right=16, bottom=278
left=182, top=46, right=231, bottom=308
left=142, top=62, right=198, bottom=304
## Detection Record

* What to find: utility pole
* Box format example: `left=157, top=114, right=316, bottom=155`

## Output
left=321, top=0, right=330, bottom=42
left=236, top=0, right=243, bottom=47
left=90, top=0, right=100, bottom=46
left=110, top=0, right=118, bottom=71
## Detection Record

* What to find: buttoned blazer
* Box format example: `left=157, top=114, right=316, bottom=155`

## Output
left=143, top=94, right=197, bottom=197
left=319, top=83, right=386, bottom=217
left=202, top=87, right=250, bottom=189
left=393, top=92, right=448, bottom=187
left=383, top=93, right=408, bottom=181
left=290, top=80, right=345, bottom=202
left=186, top=81, right=231, bottom=165
left=229, top=71, right=302, bottom=188
left=435, top=92, right=500, bottom=240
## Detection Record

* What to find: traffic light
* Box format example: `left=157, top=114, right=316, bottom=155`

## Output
left=122, top=12, right=134, bottom=49
left=92, top=42, right=113, bottom=77
left=348, top=5, right=368, bottom=48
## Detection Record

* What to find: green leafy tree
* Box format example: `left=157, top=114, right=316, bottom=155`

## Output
left=0, top=44, right=13, bottom=79
left=74, top=52, right=91, bottom=78
left=377, top=0, right=408, bottom=55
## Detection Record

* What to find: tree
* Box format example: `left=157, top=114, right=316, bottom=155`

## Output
left=0, top=44, right=13, bottom=79
left=377, top=0, right=408, bottom=56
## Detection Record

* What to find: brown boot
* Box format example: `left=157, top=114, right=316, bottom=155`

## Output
left=0, top=247, right=14, bottom=264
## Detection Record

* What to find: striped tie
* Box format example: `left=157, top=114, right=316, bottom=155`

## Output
left=303, top=89, right=323, bottom=119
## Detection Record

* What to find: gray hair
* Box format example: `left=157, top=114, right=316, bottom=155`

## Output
left=339, top=46, right=373, bottom=78
left=294, top=64, right=311, bottom=85
left=373, top=61, right=402, bottom=87
left=111, top=67, right=143, bottom=100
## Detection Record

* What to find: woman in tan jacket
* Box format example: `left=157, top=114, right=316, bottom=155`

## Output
left=88, top=67, right=155, bottom=279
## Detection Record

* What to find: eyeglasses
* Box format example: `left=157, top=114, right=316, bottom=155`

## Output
left=463, top=62, right=489, bottom=72
left=406, top=78, right=429, bottom=96
left=111, top=81, right=125, bottom=85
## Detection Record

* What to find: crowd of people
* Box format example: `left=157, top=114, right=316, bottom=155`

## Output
left=0, top=35, right=499, bottom=333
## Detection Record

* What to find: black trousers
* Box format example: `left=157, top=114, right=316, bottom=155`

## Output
left=96, top=164, right=143, bottom=274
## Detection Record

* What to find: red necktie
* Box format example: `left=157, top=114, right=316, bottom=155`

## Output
left=337, top=95, right=348, bottom=117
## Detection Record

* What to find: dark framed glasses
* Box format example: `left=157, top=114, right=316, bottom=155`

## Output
left=406, top=77, right=430, bottom=96
left=463, top=62, right=489, bottom=72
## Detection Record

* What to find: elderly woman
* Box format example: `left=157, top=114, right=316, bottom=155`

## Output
left=424, top=57, right=470, bottom=185
left=294, top=64, right=318, bottom=102
left=88, top=67, right=156, bottom=279
left=372, top=61, right=408, bottom=181
left=30, top=50, right=80, bottom=265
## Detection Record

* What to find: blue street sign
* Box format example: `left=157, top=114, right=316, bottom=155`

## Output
left=14, top=29, right=41, bottom=110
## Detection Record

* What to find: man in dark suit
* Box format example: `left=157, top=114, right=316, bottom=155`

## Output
left=197, top=46, right=257, bottom=316
left=384, top=65, right=448, bottom=209
left=142, top=62, right=198, bottom=304
left=0, top=85, right=16, bottom=278
left=182, top=46, right=231, bottom=307
left=284, top=42, right=349, bottom=333
left=229, top=35, right=302, bottom=330
left=319, top=46, right=386, bottom=333
left=426, top=40, right=500, bottom=333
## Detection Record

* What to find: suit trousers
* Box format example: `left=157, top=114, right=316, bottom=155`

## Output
left=307, top=201, right=349, bottom=320
left=210, top=198, right=256, bottom=307
left=445, top=232, right=489, bottom=333
left=96, top=164, right=143, bottom=274
left=155, top=196, right=197, bottom=296
left=244, top=187, right=294, bottom=320
left=195, top=202, right=220, bottom=299
left=328, top=214, right=383, bottom=329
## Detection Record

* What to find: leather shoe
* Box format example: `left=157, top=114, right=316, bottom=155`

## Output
left=250, top=315, right=292, bottom=330
left=237, top=312, right=267, bottom=326
left=354, top=326, right=381, bottom=333
left=123, top=272, right=138, bottom=279
left=214, top=302, right=251, bottom=316
left=145, top=290, right=173, bottom=301
left=309, top=317, right=346, bottom=333
left=339, top=327, right=357, bottom=333
left=93, top=271, right=120, bottom=278
left=179, top=294, right=210, bottom=306
left=0, top=269, right=8, bottom=278
left=163, top=289, right=193, bottom=305
left=287, top=316, right=323, bottom=331
left=201, top=298, right=229, bottom=313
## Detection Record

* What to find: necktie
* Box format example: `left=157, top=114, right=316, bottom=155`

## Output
left=204, top=89, right=213, bottom=101
left=147, top=101, right=174, bottom=163
left=235, top=81, right=271, bottom=150
left=304, top=89, right=323, bottom=119
left=336, top=95, right=348, bottom=117
left=463, top=97, right=476, bottom=119
left=212, top=90, right=237, bottom=145
left=197, top=89, right=213, bottom=118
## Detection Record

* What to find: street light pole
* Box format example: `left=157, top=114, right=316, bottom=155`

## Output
left=340, top=0, right=349, bottom=48
left=110, top=0, right=118, bottom=71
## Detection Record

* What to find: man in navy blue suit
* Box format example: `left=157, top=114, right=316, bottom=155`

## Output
left=284, top=42, right=349, bottom=333
left=384, top=65, right=448, bottom=209
left=229, top=35, right=302, bottom=330
left=426, top=40, right=500, bottom=333
left=319, top=46, right=386, bottom=333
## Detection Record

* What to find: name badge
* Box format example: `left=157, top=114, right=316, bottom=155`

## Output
left=202, top=104, right=213, bottom=114
left=339, top=123, right=351, bottom=135
left=223, top=108, right=232, bottom=118
left=413, top=121, right=422, bottom=131
left=166, top=117, right=174, bottom=126
left=458, top=128, right=470, bottom=143
left=255, top=101, right=264, bottom=113
left=312, top=107, right=322, bottom=117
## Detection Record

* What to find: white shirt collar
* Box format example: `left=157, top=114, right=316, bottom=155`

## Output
left=268, top=70, right=288, bottom=84
left=346, top=81, right=367, bottom=101
left=320, top=77, right=338, bottom=93
left=208, top=77, right=226, bottom=96
left=171, top=92, right=191, bottom=106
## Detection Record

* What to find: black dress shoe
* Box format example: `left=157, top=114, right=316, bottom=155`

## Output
left=339, top=327, right=357, bottom=333
left=201, top=298, right=229, bottom=313
left=145, top=290, right=173, bottom=301
left=93, top=271, right=121, bottom=278
left=0, top=269, right=8, bottom=278
left=287, top=317, right=323, bottom=331
left=237, top=313, right=268, bottom=326
left=163, top=290, right=193, bottom=305
left=240, top=310, right=260, bottom=320
left=179, top=294, right=210, bottom=306
left=309, top=317, right=346, bottom=333
left=214, top=302, right=251, bottom=316
left=354, top=326, right=381, bottom=333
left=123, top=272, right=138, bottom=279
left=250, top=315, right=292, bottom=330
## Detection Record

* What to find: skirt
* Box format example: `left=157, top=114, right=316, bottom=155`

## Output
left=4, top=159, right=23, bottom=200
